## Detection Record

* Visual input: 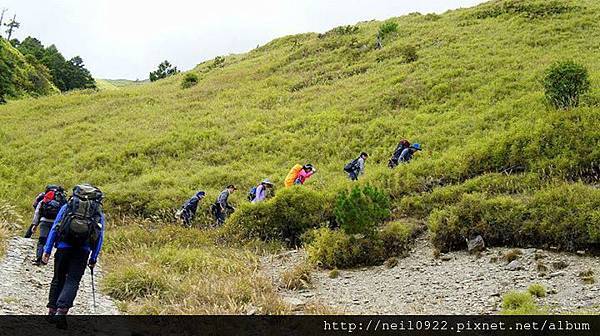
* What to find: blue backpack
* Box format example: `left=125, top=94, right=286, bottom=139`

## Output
left=247, top=186, right=257, bottom=202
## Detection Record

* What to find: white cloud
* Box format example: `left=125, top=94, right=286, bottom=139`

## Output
left=2, top=0, right=485, bottom=79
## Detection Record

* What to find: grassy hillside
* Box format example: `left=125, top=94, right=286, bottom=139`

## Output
left=0, top=38, right=58, bottom=100
left=96, top=78, right=149, bottom=90
left=1, top=0, right=598, bottom=314
left=1, top=0, right=599, bottom=236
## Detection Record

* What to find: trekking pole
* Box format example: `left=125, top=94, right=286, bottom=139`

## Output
left=90, top=267, right=97, bottom=313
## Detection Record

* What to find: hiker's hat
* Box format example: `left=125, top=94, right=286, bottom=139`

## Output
left=262, top=179, right=273, bottom=185
left=412, top=143, right=422, bottom=151
left=227, top=184, right=237, bottom=190
left=196, top=191, right=206, bottom=198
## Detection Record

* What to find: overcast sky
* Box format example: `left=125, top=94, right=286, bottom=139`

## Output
left=1, top=0, right=485, bottom=79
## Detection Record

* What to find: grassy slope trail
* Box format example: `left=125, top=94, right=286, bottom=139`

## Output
left=0, top=236, right=118, bottom=315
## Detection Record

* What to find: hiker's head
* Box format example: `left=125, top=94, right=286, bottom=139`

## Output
left=227, top=184, right=237, bottom=193
left=262, top=179, right=273, bottom=188
left=411, top=143, right=422, bottom=152
left=303, top=164, right=314, bottom=172
left=360, top=152, right=369, bottom=159
left=196, top=191, right=206, bottom=199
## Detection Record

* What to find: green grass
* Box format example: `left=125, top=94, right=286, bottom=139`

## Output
left=1, top=0, right=599, bottom=312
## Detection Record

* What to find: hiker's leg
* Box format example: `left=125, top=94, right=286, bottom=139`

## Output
left=56, top=249, right=89, bottom=310
left=47, top=249, right=69, bottom=309
left=35, top=222, right=51, bottom=261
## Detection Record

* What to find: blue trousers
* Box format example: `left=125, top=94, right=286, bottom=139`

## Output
left=47, top=248, right=90, bottom=309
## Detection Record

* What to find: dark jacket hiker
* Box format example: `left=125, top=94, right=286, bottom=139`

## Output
left=389, top=142, right=422, bottom=167
left=28, top=185, right=67, bottom=265
left=213, top=185, right=236, bottom=226
left=344, top=152, right=368, bottom=181
left=177, top=191, right=205, bottom=227
left=388, top=139, right=411, bottom=168
left=42, top=184, right=105, bottom=325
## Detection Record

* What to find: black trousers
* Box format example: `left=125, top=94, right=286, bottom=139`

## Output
left=47, top=248, right=90, bottom=309
left=35, top=220, right=52, bottom=261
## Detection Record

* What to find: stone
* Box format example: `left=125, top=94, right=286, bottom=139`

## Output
left=467, top=235, right=485, bottom=253
left=505, top=260, right=523, bottom=271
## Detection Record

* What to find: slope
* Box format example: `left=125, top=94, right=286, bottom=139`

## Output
left=0, top=0, right=598, bottom=246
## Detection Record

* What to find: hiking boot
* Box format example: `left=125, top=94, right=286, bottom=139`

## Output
left=45, top=308, right=57, bottom=323
left=32, top=259, right=41, bottom=266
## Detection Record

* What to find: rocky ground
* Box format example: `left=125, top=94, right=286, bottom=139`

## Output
left=262, top=234, right=600, bottom=314
left=0, top=237, right=119, bottom=315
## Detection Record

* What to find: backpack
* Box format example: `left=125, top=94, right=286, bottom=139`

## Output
left=39, top=186, right=67, bottom=219
left=284, top=164, right=303, bottom=187
left=393, top=140, right=411, bottom=157
left=344, top=158, right=360, bottom=173
left=57, top=184, right=104, bottom=247
left=247, top=186, right=257, bottom=202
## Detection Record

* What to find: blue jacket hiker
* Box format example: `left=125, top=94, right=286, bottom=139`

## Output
left=42, top=184, right=105, bottom=328
left=177, top=191, right=206, bottom=227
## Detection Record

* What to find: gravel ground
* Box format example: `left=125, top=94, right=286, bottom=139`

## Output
left=262, top=234, right=600, bottom=314
left=0, top=237, right=119, bottom=315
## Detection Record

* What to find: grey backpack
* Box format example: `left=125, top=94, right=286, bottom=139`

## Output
left=58, top=184, right=104, bottom=247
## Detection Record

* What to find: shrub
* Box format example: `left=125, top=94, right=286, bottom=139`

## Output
left=503, top=249, right=522, bottom=263
left=543, top=61, right=590, bottom=109
left=225, top=187, right=329, bottom=246
left=528, top=283, right=546, bottom=298
left=428, top=183, right=600, bottom=252
left=334, top=185, right=390, bottom=236
left=378, top=220, right=422, bottom=256
left=281, top=263, right=312, bottom=290
left=501, top=291, right=541, bottom=315
left=328, top=269, right=340, bottom=279
left=103, top=265, right=171, bottom=300
left=181, top=73, right=199, bottom=89
left=400, top=45, right=418, bottom=63
left=328, top=25, right=359, bottom=36
left=378, top=21, right=398, bottom=39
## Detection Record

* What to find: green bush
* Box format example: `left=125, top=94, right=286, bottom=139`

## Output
left=181, top=73, right=199, bottom=89
left=543, top=61, right=590, bottom=109
left=305, top=220, right=420, bottom=269
left=428, top=183, right=600, bottom=252
left=501, top=291, right=541, bottom=315
left=225, top=187, right=329, bottom=246
left=528, top=283, right=546, bottom=298
left=400, top=45, right=418, bottom=63
left=378, top=21, right=398, bottom=39
left=335, top=185, right=390, bottom=236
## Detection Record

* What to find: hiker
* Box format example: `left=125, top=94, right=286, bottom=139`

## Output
left=397, top=143, right=422, bottom=164
left=250, top=179, right=274, bottom=203
left=388, top=139, right=411, bottom=168
left=27, top=185, right=67, bottom=266
left=213, top=185, right=236, bottom=226
left=41, top=184, right=105, bottom=328
left=344, top=152, right=369, bottom=181
left=176, top=191, right=206, bottom=227
left=295, top=164, right=316, bottom=185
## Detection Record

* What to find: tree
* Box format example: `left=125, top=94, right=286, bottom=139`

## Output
left=64, top=56, right=96, bottom=90
left=0, top=8, right=8, bottom=36
left=17, top=37, right=45, bottom=59
left=4, top=14, right=19, bottom=40
left=149, top=60, right=179, bottom=82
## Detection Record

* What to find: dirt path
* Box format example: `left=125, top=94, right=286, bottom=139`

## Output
left=262, top=234, right=600, bottom=314
left=0, top=237, right=119, bottom=315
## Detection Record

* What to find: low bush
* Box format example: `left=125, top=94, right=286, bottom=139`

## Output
left=335, top=185, right=390, bottom=236
left=378, top=21, right=398, bottom=39
left=103, top=265, right=171, bottom=300
left=474, top=1, right=577, bottom=20
left=528, top=283, right=546, bottom=298
left=181, top=73, right=199, bottom=89
left=305, top=220, right=420, bottom=269
left=400, top=45, right=418, bottom=63
left=503, top=249, right=522, bottom=263
left=225, top=186, right=330, bottom=246
left=428, top=183, right=600, bottom=252
left=501, top=291, right=542, bottom=315
left=543, top=60, right=590, bottom=109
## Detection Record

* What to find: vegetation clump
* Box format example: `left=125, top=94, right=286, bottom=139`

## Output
left=335, top=185, right=390, bottom=236
left=378, top=21, right=398, bottom=39
left=543, top=60, right=590, bottom=109
left=501, top=291, right=542, bottom=315
left=474, top=1, right=577, bottom=20
left=181, top=73, right=199, bottom=89
left=149, top=60, right=179, bottom=82
left=527, top=283, right=547, bottom=298
left=281, top=263, right=312, bottom=290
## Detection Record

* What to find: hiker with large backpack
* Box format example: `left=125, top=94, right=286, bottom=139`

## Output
left=388, top=139, right=411, bottom=168
left=344, top=152, right=369, bottom=181
left=284, top=164, right=316, bottom=187
left=27, top=185, right=67, bottom=266
left=395, top=143, right=422, bottom=165
left=176, top=191, right=206, bottom=227
left=41, top=184, right=105, bottom=328
left=250, top=179, right=274, bottom=203
left=213, top=185, right=236, bottom=226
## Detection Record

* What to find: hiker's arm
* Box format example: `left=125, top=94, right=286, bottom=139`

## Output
left=398, top=148, right=410, bottom=162
left=90, top=214, right=105, bottom=264
left=31, top=202, right=42, bottom=230
left=43, top=204, right=66, bottom=256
